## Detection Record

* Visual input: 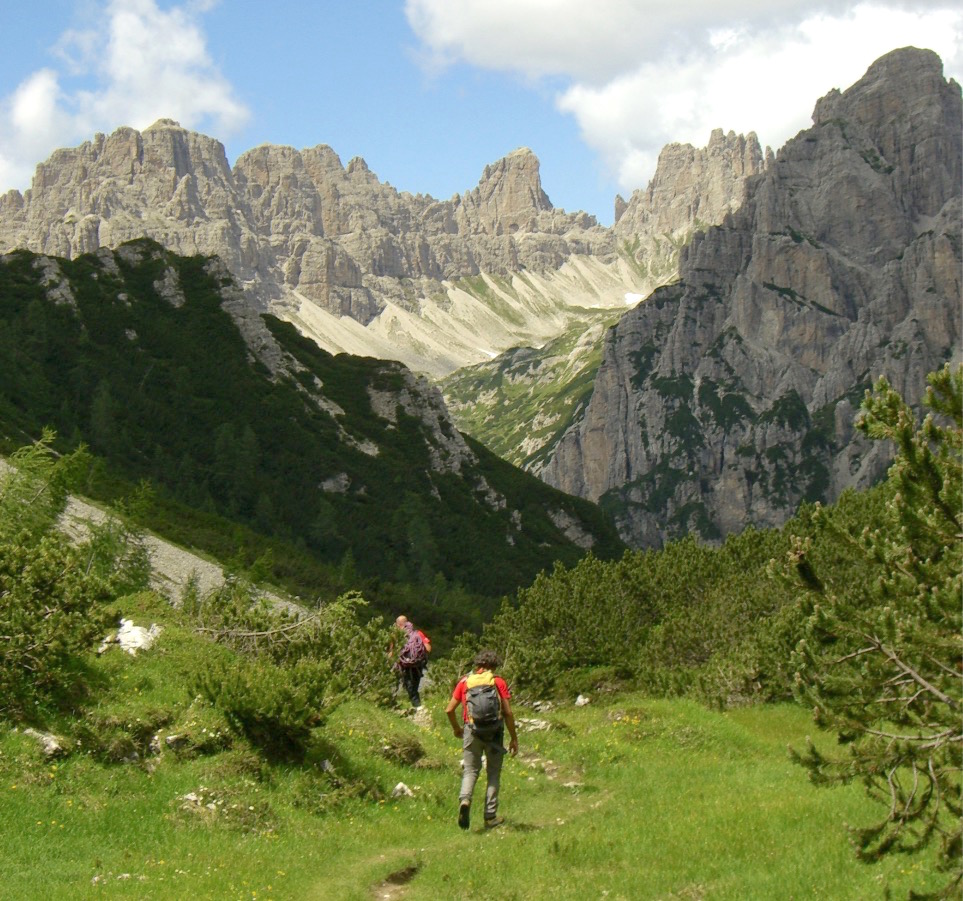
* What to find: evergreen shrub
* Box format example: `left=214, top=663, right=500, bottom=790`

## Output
left=0, top=436, right=149, bottom=721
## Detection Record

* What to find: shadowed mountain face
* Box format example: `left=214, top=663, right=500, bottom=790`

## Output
left=0, top=239, right=625, bottom=595
left=541, top=48, right=962, bottom=547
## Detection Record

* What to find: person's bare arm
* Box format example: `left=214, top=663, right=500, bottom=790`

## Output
left=446, top=696, right=464, bottom=738
left=501, top=697, right=519, bottom=756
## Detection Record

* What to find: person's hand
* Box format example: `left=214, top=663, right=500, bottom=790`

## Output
left=508, top=736, right=518, bottom=757
left=452, top=725, right=464, bottom=739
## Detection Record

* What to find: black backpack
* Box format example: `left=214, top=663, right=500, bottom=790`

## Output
left=465, top=671, right=502, bottom=736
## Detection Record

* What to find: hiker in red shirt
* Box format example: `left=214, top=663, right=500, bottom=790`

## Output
left=446, top=649, right=519, bottom=830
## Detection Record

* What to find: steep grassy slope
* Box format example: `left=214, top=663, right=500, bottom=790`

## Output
left=0, top=241, right=624, bottom=605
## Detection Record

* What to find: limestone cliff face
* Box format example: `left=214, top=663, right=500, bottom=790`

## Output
left=542, top=48, right=962, bottom=547
left=614, top=129, right=766, bottom=283
left=0, top=127, right=618, bottom=370
left=0, top=108, right=766, bottom=378
left=439, top=131, right=767, bottom=468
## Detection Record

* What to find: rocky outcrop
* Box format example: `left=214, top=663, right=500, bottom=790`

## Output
left=439, top=132, right=768, bottom=465
left=0, top=125, right=625, bottom=374
left=614, top=128, right=766, bottom=282
left=0, top=116, right=764, bottom=377
left=543, top=48, right=962, bottom=547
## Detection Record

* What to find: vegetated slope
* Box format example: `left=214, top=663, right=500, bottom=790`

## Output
left=1, top=365, right=954, bottom=900
left=0, top=239, right=624, bottom=602
left=543, top=48, right=962, bottom=548
left=440, top=316, right=617, bottom=471
left=471, top=364, right=962, bottom=897
left=2, top=674, right=944, bottom=899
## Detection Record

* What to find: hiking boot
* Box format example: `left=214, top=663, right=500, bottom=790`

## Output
left=483, top=815, right=504, bottom=829
left=458, top=802, right=470, bottom=830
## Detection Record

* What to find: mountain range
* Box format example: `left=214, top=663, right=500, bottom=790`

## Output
left=0, top=45, right=959, bottom=552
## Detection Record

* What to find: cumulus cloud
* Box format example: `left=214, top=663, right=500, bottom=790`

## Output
left=0, top=0, right=248, bottom=193
left=406, top=0, right=963, bottom=196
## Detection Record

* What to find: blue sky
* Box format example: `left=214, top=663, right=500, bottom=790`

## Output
left=2, top=1, right=961, bottom=225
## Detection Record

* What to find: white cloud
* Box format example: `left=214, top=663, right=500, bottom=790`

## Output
left=406, top=0, right=856, bottom=82
left=0, top=0, right=248, bottom=193
left=406, top=0, right=963, bottom=196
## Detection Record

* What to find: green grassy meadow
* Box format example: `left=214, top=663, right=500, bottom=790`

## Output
left=0, top=607, right=942, bottom=901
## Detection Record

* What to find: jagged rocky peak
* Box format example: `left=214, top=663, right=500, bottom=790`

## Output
left=614, top=129, right=765, bottom=238
left=542, top=47, right=962, bottom=549
left=345, top=155, right=381, bottom=184
left=603, top=129, right=765, bottom=291
left=0, top=123, right=625, bottom=343
left=811, top=46, right=961, bottom=220
left=459, top=147, right=554, bottom=236
left=749, top=46, right=962, bottom=272
left=38, top=118, right=233, bottom=196
left=140, top=117, right=231, bottom=173
left=0, top=118, right=243, bottom=263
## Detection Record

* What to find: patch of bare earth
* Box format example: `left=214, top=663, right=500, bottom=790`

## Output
left=372, top=864, right=419, bottom=900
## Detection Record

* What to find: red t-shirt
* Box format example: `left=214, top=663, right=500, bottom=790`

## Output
left=452, top=669, right=510, bottom=723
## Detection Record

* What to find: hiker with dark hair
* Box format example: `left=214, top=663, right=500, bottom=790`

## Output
left=446, top=649, right=518, bottom=830
left=392, top=615, right=428, bottom=708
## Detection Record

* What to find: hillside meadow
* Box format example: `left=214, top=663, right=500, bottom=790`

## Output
left=0, top=602, right=944, bottom=901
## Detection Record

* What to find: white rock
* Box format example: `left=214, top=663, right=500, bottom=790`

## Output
left=114, top=618, right=162, bottom=655
left=517, top=718, right=552, bottom=732
left=391, top=782, right=415, bottom=799
left=23, top=728, right=65, bottom=759
left=412, top=706, right=433, bottom=729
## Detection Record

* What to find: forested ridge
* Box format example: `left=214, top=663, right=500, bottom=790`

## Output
left=0, top=240, right=624, bottom=645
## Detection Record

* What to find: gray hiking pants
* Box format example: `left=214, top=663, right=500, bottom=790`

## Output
left=460, top=726, right=506, bottom=820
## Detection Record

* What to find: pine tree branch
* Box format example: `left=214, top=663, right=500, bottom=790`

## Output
left=862, top=632, right=960, bottom=710
left=195, top=613, right=319, bottom=640
left=885, top=766, right=902, bottom=821
left=864, top=727, right=960, bottom=749
left=831, top=645, right=876, bottom=665
left=902, top=763, right=921, bottom=822
left=926, top=654, right=963, bottom=679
